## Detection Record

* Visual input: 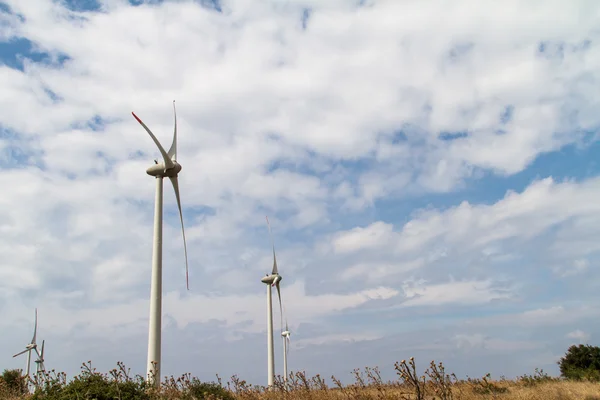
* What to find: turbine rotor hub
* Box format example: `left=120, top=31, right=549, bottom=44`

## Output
left=146, top=161, right=182, bottom=177
left=261, top=273, right=281, bottom=285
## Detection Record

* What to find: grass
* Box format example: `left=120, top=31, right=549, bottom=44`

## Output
left=1, top=358, right=599, bottom=400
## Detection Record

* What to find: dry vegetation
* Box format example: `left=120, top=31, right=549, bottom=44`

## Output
left=1, top=358, right=599, bottom=400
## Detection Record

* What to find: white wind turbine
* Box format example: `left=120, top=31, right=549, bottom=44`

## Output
left=281, top=309, right=291, bottom=382
left=35, top=340, right=46, bottom=374
left=33, top=340, right=46, bottom=389
left=260, top=216, right=283, bottom=388
left=13, top=309, right=39, bottom=381
left=131, top=100, right=189, bottom=386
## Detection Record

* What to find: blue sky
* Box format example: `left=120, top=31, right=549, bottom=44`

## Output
left=1, top=0, right=600, bottom=387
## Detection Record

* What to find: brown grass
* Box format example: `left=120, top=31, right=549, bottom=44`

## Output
left=230, top=380, right=600, bottom=400
left=226, top=360, right=600, bottom=400
left=257, top=382, right=599, bottom=400
left=239, top=377, right=600, bottom=400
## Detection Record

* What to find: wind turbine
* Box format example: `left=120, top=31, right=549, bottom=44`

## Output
left=34, top=340, right=45, bottom=376
left=33, top=340, right=46, bottom=390
left=260, top=216, right=283, bottom=388
left=132, top=100, right=189, bottom=387
left=13, top=308, right=38, bottom=381
left=281, top=312, right=291, bottom=382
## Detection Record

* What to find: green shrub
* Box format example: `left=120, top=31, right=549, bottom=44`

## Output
left=185, top=379, right=235, bottom=400
left=1, top=369, right=27, bottom=396
left=26, top=362, right=235, bottom=400
left=31, top=361, right=149, bottom=400
left=558, top=344, right=600, bottom=382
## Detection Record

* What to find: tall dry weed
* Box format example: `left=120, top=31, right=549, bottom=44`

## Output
left=3, top=358, right=600, bottom=400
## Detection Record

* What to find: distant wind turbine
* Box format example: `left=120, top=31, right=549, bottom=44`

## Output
left=261, top=216, right=283, bottom=388
left=13, top=309, right=39, bottom=381
left=281, top=313, right=291, bottom=382
left=34, top=340, right=45, bottom=376
left=33, top=340, right=46, bottom=390
left=131, top=100, right=190, bottom=387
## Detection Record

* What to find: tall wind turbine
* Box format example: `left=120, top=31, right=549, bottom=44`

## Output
left=132, top=100, right=189, bottom=387
left=281, top=313, right=291, bottom=382
left=260, top=216, right=283, bottom=388
left=13, top=308, right=38, bottom=380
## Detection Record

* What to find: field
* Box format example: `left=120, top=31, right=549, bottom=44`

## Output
left=1, top=359, right=600, bottom=400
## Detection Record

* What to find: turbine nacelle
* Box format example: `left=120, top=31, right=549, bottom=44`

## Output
left=261, top=273, right=281, bottom=285
left=281, top=330, right=290, bottom=337
left=146, top=161, right=182, bottom=177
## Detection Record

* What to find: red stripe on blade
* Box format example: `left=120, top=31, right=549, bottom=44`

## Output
left=131, top=112, right=143, bottom=124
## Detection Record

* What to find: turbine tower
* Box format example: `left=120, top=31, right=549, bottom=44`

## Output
left=281, top=317, right=291, bottom=382
left=132, top=100, right=189, bottom=387
left=261, top=216, right=283, bottom=388
left=13, top=308, right=39, bottom=381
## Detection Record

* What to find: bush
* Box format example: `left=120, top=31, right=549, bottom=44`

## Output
left=26, top=362, right=236, bottom=400
left=32, top=361, right=149, bottom=400
left=558, top=344, right=600, bottom=382
left=1, top=369, right=27, bottom=396
left=517, top=368, right=559, bottom=386
left=185, top=379, right=235, bottom=400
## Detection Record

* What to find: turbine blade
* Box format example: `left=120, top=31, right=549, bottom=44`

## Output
left=13, top=348, right=30, bottom=357
left=169, top=176, right=189, bottom=290
left=167, top=100, right=177, bottom=161
left=266, top=216, right=278, bottom=275
left=132, top=112, right=174, bottom=170
left=283, top=303, right=289, bottom=332
left=32, top=308, right=37, bottom=344
left=275, top=280, right=283, bottom=332
left=40, top=340, right=45, bottom=358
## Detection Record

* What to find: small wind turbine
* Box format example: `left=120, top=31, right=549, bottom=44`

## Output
left=35, top=340, right=45, bottom=376
left=281, top=314, right=291, bottom=382
left=132, top=100, right=189, bottom=387
left=261, top=216, right=283, bottom=388
left=13, top=308, right=38, bottom=381
left=33, top=340, right=46, bottom=390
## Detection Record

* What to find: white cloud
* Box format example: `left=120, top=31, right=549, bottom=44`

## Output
left=328, top=177, right=600, bottom=267
left=566, top=329, right=590, bottom=344
left=293, top=332, right=382, bottom=349
left=401, top=279, right=511, bottom=307
left=340, top=259, right=425, bottom=282
left=1, top=280, right=399, bottom=340
left=332, top=222, right=395, bottom=254
left=553, top=258, right=589, bottom=278
left=464, top=306, right=600, bottom=329
left=453, top=334, right=541, bottom=353
left=453, top=333, right=488, bottom=350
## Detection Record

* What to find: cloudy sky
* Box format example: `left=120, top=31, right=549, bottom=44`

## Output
left=1, top=0, right=600, bottom=386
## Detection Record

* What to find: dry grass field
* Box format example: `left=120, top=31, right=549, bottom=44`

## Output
left=246, top=381, right=600, bottom=400
left=1, top=359, right=599, bottom=400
